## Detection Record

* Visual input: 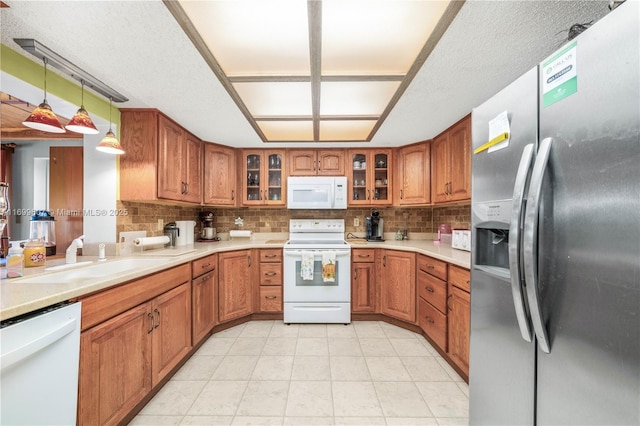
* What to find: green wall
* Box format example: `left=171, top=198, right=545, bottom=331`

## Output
left=1, top=43, right=120, bottom=125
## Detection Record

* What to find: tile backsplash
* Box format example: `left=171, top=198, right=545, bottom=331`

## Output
left=117, top=201, right=470, bottom=239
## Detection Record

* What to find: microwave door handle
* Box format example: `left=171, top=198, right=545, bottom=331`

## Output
left=509, top=143, right=535, bottom=342
left=523, top=137, right=553, bottom=354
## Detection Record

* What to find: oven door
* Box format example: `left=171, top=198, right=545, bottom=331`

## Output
left=283, top=248, right=351, bottom=302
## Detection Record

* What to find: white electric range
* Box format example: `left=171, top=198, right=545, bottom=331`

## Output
left=283, top=219, right=351, bottom=324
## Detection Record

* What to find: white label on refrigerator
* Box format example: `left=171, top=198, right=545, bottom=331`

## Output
left=488, top=111, right=510, bottom=153
left=542, top=41, right=577, bottom=107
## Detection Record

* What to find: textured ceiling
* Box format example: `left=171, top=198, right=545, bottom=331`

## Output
left=0, top=0, right=611, bottom=148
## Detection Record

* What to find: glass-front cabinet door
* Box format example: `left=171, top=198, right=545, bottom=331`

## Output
left=242, top=150, right=285, bottom=206
left=266, top=152, right=284, bottom=205
left=245, top=153, right=262, bottom=204
left=348, top=150, right=392, bottom=206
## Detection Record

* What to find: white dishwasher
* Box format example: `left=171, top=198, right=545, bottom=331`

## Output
left=1, top=302, right=82, bottom=425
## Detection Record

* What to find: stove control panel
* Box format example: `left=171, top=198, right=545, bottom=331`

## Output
left=289, top=219, right=345, bottom=233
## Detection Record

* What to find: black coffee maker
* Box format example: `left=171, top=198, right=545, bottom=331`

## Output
left=365, top=210, right=384, bottom=241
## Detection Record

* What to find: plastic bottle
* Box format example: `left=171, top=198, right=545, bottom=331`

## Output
left=24, top=238, right=46, bottom=267
left=0, top=246, right=6, bottom=279
left=7, top=244, right=24, bottom=278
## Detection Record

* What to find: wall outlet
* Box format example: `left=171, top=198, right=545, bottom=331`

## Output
left=354, top=218, right=360, bottom=227
left=157, top=218, right=164, bottom=231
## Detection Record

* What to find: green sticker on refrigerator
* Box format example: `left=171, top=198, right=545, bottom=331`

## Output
left=542, top=41, right=577, bottom=107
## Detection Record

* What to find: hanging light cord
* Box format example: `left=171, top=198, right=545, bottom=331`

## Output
left=80, top=79, right=85, bottom=108
left=42, top=57, right=48, bottom=103
left=108, top=96, right=113, bottom=129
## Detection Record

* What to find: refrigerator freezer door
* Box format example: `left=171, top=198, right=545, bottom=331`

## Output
left=470, top=67, right=538, bottom=424
left=536, top=2, right=640, bottom=424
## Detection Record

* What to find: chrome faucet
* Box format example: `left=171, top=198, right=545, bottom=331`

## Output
left=0, top=182, right=9, bottom=237
left=66, top=235, right=85, bottom=264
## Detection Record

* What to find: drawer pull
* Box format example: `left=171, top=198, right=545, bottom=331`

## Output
left=201, top=263, right=211, bottom=269
left=147, top=313, right=154, bottom=334
left=265, top=272, right=277, bottom=276
left=358, top=254, right=370, bottom=258
left=154, top=308, right=160, bottom=329
left=265, top=295, right=277, bottom=300
left=425, top=286, right=434, bottom=293
left=427, top=265, right=435, bottom=270
left=425, top=316, right=435, bottom=325
left=265, top=254, right=277, bottom=258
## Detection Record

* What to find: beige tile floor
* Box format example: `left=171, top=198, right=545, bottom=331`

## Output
left=129, top=321, right=469, bottom=426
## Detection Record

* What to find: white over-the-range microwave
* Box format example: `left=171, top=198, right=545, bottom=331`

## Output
left=287, top=176, right=347, bottom=209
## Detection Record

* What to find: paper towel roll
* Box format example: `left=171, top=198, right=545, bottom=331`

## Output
left=133, top=236, right=170, bottom=247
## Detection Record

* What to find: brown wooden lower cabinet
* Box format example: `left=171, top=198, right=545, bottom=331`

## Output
left=447, top=267, right=471, bottom=375
left=351, top=248, right=377, bottom=313
left=257, top=249, right=283, bottom=313
left=77, top=266, right=191, bottom=426
left=79, top=303, right=152, bottom=426
left=192, top=254, right=217, bottom=345
left=418, top=297, right=447, bottom=351
left=380, top=250, right=416, bottom=322
left=218, top=250, right=253, bottom=322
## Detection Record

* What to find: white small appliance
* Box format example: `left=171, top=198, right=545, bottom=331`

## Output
left=452, top=229, right=471, bottom=251
left=287, top=176, right=347, bottom=209
left=175, top=220, right=196, bottom=246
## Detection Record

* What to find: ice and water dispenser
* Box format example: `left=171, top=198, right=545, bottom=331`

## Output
left=472, top=200, right=513, bottom=273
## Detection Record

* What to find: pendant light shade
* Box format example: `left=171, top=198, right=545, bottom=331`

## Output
left=96, top=97, right=124, bottom=155
left=65, top=81, right=99, bottom=134
left=23, top=101, right=66, bottom=133
left=23, top=57, right=66, bottom=133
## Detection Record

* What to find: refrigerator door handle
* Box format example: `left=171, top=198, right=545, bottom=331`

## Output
left=523, top=137, right=553, bottom=354
left=509, top=143, right=535, bottom=342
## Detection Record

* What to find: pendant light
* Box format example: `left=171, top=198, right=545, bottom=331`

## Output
left=65, top=80, right=99, bottom=134
left=96, top=97, right=125, bottom=155
left=22, top=57, right=66, bottom=133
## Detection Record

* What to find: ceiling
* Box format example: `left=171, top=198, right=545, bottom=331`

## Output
left=0, top=0, right=611, bottom=148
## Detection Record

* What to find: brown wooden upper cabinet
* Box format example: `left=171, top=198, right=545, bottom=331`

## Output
left=348, top=149, right=392, bottom=206
left=120, top=109, right=202, bottom=204
left=288, top=149, right=344, bottom=176
left=396, top=141, right=431, bottom=205
left=241, top=150, right=286, bottom=206
left=203, top=142, right=237, bottom=206
left=431, top=114, right=471, bottom=204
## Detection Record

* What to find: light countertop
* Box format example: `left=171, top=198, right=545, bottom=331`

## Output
left=1, top=238, right=469, bottom=322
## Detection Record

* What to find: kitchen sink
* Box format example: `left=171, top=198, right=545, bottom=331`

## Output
left=16, top=258, right=167, bottom=284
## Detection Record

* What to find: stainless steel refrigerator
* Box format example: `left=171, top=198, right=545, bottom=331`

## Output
left=469, top=1, right=639, bottom=424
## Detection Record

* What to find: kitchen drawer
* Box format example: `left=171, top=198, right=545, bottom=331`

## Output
left=418, top=270, right=447, bottom=313
left=418, top=297, right=447, bottom=352
left=417, top=254, right=447, bottom=281
left=259, top=286, right=282, bottom=312
left=449, top=265, right=470, bottom=292
left=259, top=263, right=282, bottom=285
left=352, top=248, right=375, bottom=263
left=192, top=254, right=217, bottom=278
left=260, top=249, right=282, bottom=263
